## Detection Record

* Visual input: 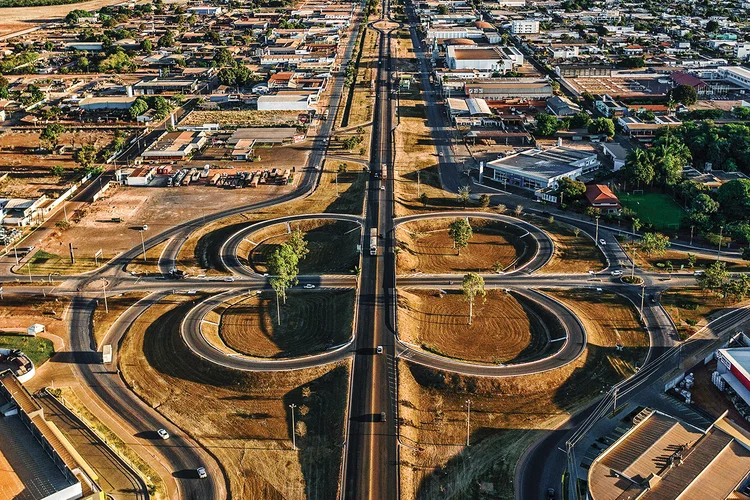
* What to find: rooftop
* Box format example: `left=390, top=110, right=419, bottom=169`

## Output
left=487, top=147, right=594, bottom=180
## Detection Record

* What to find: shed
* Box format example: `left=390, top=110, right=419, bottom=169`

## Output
left=27, top=324, right=44, bottom=336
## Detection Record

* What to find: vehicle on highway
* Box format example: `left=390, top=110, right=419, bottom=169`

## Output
left=611, top=270, right=623, bottom=276
left=370, top=228, right=378, bottom=256
left=438, top=151, right=444, bottom=157
left=547, top=488, right=556, bottom=499
left=380, top=186, right=385, bottom=191
left=599, top=239, right=607, bottom=245
left=224, top=276, right=235, bottom=282
left=380, top=411, right=386, bottom=422
left=157, top=428, right=169, bottom=439
left=377, top=345, right=383, bottom=354
left=304, top=284, right=315, bottom=289
left=694, top=270, right=705, bottom=276
left=197, top=467, right=207, bottom=479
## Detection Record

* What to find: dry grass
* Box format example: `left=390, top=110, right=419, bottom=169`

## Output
left=532, top=217, right=606, bottom=274
left=398, top=289, right=550, bottom=364
left=398, top=288, right=648, bottom=499
left=0, top=295, right=68, bottom=341
left=621, top=246, right=749, bottom=273
left=181, top=110, right=303, bottom=128
left=396, top=219, right=520, bottom=274
left=176, top=160, right=366, bottom=273
left=125, top=240, right=170, bottom=276
left=92, top=292, right=147, bottom=348
left=661, top=287, right=750, bottom=340
left=218, top=290, right=355, bottom=358
left=248, top=220, right=361, bottom=275
left=119, top=295, right=351, bottom=500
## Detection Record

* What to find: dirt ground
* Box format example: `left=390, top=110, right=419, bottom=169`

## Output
left=690, top=360, right=750, bottom=432
left=533, top=216, right=606, bottom=274
left=119, top=294, right=350, bottom=500
left=249, top=220, right=361, bottom=275
left=218, top=289, right=355, bottom=358
left=622, top=246, right=749, bottom=273
left=92, top=292, right=147, bottom=348
left=661, top=287, right=750, bottom=339
left=0, top=294, right=69, bottom=341
left=398, top=288, right=648, bottom=499
left=187, top=139, right=311, bottom=170
left=396, top=218, right=520, bottom=274
left=397, top=289, right=549, bottom=364
left=176, top=160, right=366, bottom=273
left=181, top=110, right=303, bottom=128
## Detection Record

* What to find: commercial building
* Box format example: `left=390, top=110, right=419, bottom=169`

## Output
left=618, top=115, right=682, bottom=140
left=425, top=27, right=485, bottom=42
left=545, top=95, right=581, bottom=116
left=186, top=5, right=222, bottom=15
left=735, top=43, right=750, bottom=61
left=594, top=94, right=628, bottom=118
left=465, top=79, right=553, bottom=100
left=446, top=97, right=493, bottom=118
left=133, top=77, right=199, bottom=96
left=141, top=131, right=207, bottom=162
left=79, top=96, right=137, bottom=111
left=483, top=147, right=599, bottom=190
left=125, top=167, right=156, bottom=186
left=511, top=19, right=540, bottom=34
left=257, top=94, right=313, bottom=111
left=588, top=409, right=750, bottom=500
left=446, top=46, right=523, bottom=71
left=227, top=128, right=306, bottom=160
left=717, top=66, right=750, bottom=90
left=0, top=370, right=99, bottom=500
left=716, top=348, right=750, bottom=408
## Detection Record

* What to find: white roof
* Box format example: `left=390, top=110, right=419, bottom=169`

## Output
left=720, top=348, right=750, bottom=382
left=257, top=94, right=310, bottom=103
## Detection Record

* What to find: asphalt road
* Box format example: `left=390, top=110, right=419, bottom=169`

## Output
left=343, top=4, right=398, bottom=499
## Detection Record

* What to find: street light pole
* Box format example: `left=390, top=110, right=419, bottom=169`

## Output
left=716, top=225, right=723, bottom=260
left=595, top=215, right=600, bottom=244
left=640, top=284, right=646, bottom=321
left=27, top=262, right=32, bottom=283
left=103, top=282, right=109, bottom=314
left=140, top=229, right=147, bottom=262
left=289, top=404, right=297, bottom=450
left=465, top=399, right=471, bottom=447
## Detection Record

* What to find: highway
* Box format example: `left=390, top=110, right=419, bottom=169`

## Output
left=342, top=2, right=399, bottom=499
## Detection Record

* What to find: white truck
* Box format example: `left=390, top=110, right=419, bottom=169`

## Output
left=102, top=344, right=112, bottom=364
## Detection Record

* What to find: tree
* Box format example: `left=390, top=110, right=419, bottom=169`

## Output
left=639, top=232, right=670, bottom=256
left=535, top=113, right=559, bottom=136
left=214, top=48, right=234, bottom=67
left=40, top=123, right=66, bottom=151
left=687, top=253, right=697, bottom=268
left=461, top=273, right=486, bottom=325
left=74, top=144, right=97, bottom=170
left=436, top=3, right=448, bottom=14
left=496, top=204, right=506, bottom=214
left=287, top=229, right=309, bottom=261
left=419, top=192, right=428, bottom=206
left=717, top=179, right=750, bottom=222
left=491, top=261, right=504, bottom=273
left=671, top=84, right=697, bottom=106
left=588, top=117, right=615, bottom=138
left=267, top=243, right=300, bottom=324
left=632, top=218, right=641, bottom=235
left=50, top=165, right=65, bottom=177
left=743, top=247, right=750, bottom=261
left=697, top=261, right=729, bottom=295
left=140, top=39, right=153, bottom=52
left=514, top=204, right=523, bottom=216
left=457, top=185, right=470, bottom=207
left=128, top=97, right=149, bottom=120
left=706, top=20, right=720, bottom=32
left=448, top=218, right=473, bottom=255
left=569, top=112, right=591, bottom=129
left=624, top=149, right=655, bottom=187
left=479, top=193, right=490, bottom=208
left=158, top=30, right=175, bottom=47
left=573, top=227, right=580, bottom=238
left=557, top=177, right=586, bottom=201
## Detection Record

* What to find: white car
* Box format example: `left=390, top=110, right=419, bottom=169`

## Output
left=304, top=284, right=316, bottom=289
left=380, top=186, right=385, bottom=191
left=224, top=276, right=235, bottom=282
left=438, top=152, right=444, bottom=157
left=377, top=345, right=383, bottom=354
left=157, top=428, right=169, bottom=440
left=599, top=239, right=607, bottom=246
left=197, top=467, right=207, bottom=479
left=611, top=270, right=623, bottom=277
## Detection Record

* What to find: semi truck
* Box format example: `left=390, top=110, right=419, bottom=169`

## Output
left=369, top=228, right=377, bottom=256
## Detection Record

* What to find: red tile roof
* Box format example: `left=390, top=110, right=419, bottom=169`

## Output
left=586, top=184, right=620, bottom=206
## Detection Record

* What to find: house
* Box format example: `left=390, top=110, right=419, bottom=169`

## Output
left=257, top=94, right=312, bottom=111
left=483, top=147, right=600, bottom=191
left=585, top=184, right=620, bottom=213
left=601, top=143, right=629, bottom=171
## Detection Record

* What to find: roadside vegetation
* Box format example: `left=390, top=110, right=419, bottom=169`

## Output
left=532, top=216, right=605, bottom=273
left=119, top=295, right=351, bottom=499
left=91, top=292, right=148, bottom=347
left=0, top=334, right=54, bottom=365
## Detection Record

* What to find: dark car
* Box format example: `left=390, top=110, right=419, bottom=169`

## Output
left=547, top=488, right=555, bottom=499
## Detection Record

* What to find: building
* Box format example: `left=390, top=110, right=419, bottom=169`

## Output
left=545, top=95, right=581, bottom=116
left=465, top=79, right=553, bottom=100
left=425, top=27, right=485, bottom=42
left=735, top=43, right=750, bottom=61
left=227, top=128, right=306, bottom=160
left=511, top=19, right=540, bottom=34
left=716, top=348, right=750, bottom=407
left=141, top=131, right=207, bottom=162
left=483, top=147, right=599, bottom=190
left=186, top=5, right=222, bottom=15
left=588, top=409, right=750, bottom=500
left=585, top=184, right=620, bottom=213
left=133, top=77, right=198, bottom=95
left=79, top=96, right=137, bottom=111
left=125, top=167, right=156, bottom=186
left=257, top=94, right=313, bottom=111
left=446, top=97, right=493, bottom=118
left=0, top=370, right=99, bottom=500
left=446, top=46, right=523, bottom=71
left=670, top=71, right=710, bottom=95
left=595, top=94, right=628, bottom=118
left=618, top=115, right=682, bottom=141
left=602, top=142, right=629, bottom=171
left=717, top=66, right=750, bottom=90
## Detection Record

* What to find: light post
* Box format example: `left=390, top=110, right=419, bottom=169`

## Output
left=716, top=225, right=724, bottom=260
left=640, top=284, right=646, bottom=322
left=594, top=215, right=600, bottom=244
left=103, top=282, right=109, bottom=314
left=289, top=403, right=297, bottom=451
left=27, top=262, right=32, bottom=283
left=13, top=246, right=18, bottom=267
left=140, top=228, right=147, bottom=262
left=465, top=399, right=471, bottom=447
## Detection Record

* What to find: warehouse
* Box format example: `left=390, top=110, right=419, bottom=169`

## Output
left=716, top=348, right=750, bottom=407
left=446, top=46, right=523, bottom=72
left=257, top=94, right=313, bottom=111
left=465, top=79, right=553, bottom=100
left=483, top=147, right=599, bottom=190
left=79, top=96, right=137, bottom=111
left=141, top=131, right=207, bottom=162
left=588, top=408, right=750, bottom=500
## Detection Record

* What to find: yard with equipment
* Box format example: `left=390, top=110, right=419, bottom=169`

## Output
left=248, top=220, right=361, bottom=275
left=397, top=289, right=553, bottom=364
left=217, top=289, right=355, bottom=358
left=398, top=288, right=648, bottom=499
left=119, top=294, right=351, bottom=500
left=395, top=218, right=523, bottom=274
left=618, top=192, right=686, bottom=232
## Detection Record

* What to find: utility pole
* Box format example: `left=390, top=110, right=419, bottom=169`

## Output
left=612, top=387, right=618, bottom=416
left=335, top=172, right=339, bottom=197
left=140, top=229, right=147, bottom=262
left=69, top=242, right=75, bottom=265
left=417, top=169, right=421, bottom=198
left=63, top=204, right=68, bottom=223
left=717, top=225, right=723, bottom=260
left=27, top=262, right=32, bottom=283
left=289, top=403, right=297, bottom=450
left=640, top=284, right=646, bottom=321
left=103, top=282, right=109, bottom=314
left=594, top=215, right=600, bottom=244
left=465, top=399, right=471, bottom=447
left=13, top=246, right=18, bottom=266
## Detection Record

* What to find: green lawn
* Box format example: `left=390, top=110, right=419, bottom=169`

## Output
left=618, top=192, right=685, bottom=231
left=0, top=334, right=55, bottom=366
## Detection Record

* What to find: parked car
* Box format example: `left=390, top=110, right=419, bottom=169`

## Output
left=157, top=428, right=169, bottom=440
left=611, top=270, right=623, bottom=276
